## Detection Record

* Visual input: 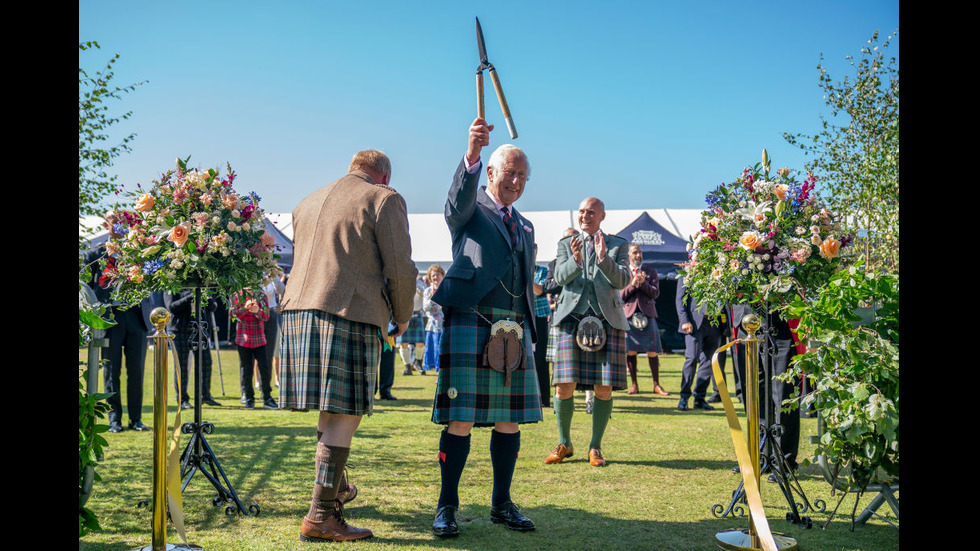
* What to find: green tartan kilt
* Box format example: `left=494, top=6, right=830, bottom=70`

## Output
left=277, top=309, right=380, bottom=416
left=431, top=306, right=543, bottom=427
left=395, top=312, right=425, bottom=345
left=552, top=318, right=628, bottom=391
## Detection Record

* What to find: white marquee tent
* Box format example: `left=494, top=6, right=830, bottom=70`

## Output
left=83, top=208, right=706, bottom=270
left=266, top=208, right=704, bottom=269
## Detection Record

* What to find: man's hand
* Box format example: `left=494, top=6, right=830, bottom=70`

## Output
left=593, top=230, right=606, bottom=259
left=630, top=270, right=646, bottom=287
left=389, top=321, right=410, bottom=338
left=681, top=322, right=693, bottom=334
left=569, top=236, right=583, bottom=265
left=465, top=117, right=494, bottom=166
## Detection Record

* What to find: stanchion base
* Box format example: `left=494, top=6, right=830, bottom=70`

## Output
left=715, top=529, right=798, bottom=551
left=133, top=544, right=204, bottom=551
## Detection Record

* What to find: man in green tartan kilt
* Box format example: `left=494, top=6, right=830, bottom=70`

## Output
left=545, top=197, right=632, bottom=468
left=428, top=117, right=543, bottom=538
left=277, top=150, right=418, bottom=542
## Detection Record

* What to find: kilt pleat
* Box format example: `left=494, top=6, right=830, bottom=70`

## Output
left=277, top=309, right=380, bottom=415
left=552, top=318, right=628, bottom=391
left=545, top=319, right=560, bottom=363
left=431, top=306, right=543, bottom=427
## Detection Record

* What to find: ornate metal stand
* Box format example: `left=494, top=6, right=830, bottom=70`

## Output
left=178, top=285, right=259, bottom=517
left=713, top=308, right=825, bottom=530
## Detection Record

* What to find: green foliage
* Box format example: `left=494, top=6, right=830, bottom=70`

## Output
left=78, top=268, right=116, bottom=538
left=79, top=41, right=145, bottom=256
left=783, top=29, right=899, bottom=273
left=779, top=264, right=899, bottom=494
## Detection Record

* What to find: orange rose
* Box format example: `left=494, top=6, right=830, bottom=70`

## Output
left=168, top=221, right=192, bottom=248
left=819, top=236, right=841, bottom=259
left=135, top=193, right=155, bottom=212
left=738, top=230, right=764, bottom=251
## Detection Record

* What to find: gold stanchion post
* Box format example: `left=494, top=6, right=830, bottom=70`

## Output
left=715, top=313, right=797, bottom=551
left=134, top=307, right=202, bottom=551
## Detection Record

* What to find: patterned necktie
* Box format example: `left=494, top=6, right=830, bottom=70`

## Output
left=501, top=207, right=519, bottom=246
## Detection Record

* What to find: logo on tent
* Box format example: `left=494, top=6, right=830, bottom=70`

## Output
left=631, top=230, right=665, bottom=246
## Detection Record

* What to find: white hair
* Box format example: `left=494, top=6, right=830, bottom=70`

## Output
left=487, top=144, right=531, bottom=179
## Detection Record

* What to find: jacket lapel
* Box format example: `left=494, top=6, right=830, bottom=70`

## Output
left=478, top=187, right=515, bottom=248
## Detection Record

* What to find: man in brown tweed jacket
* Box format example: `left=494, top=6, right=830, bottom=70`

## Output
left=278, top=149, right=418, bottom=542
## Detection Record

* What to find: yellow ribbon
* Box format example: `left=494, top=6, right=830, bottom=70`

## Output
left=166, top=340, right=189, bottom=545
left=711, top=340, right=778, bottom=551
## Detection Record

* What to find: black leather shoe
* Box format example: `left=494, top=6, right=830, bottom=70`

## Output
left=244, top=399, right=255, bottom=410
left=202, top=397, right=221, bottom=406
left=707, top=394, right=722, bottom=403
left=490, top=501, right=534, bottom=532
left=677, top=400, right=689, bottom=411
left=380, top=393, right=397, bottom=400
left=129, top=420, right=149, bottom=431
left=108, top=421, right=124, bottom=433
left=693, top=401, right=715, bottom=411
left=180, top=401, right=193, bottom=410
left=263, top=397, right=279, bottom=409
left=432, top=505, right=459, bottom=538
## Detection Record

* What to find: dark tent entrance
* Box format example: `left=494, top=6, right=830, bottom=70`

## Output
left=615, top=212, right=692, bottom=352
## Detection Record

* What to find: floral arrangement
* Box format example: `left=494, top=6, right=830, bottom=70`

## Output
left=98, top=157, right=280, bottom=305
left=681, top=150, right=850, bottom=317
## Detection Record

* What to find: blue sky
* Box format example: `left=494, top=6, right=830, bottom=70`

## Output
left=79, top=0, right=899, bottom=216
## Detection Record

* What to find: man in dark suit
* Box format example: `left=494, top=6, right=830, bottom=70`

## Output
left=674, top=276, right=728, bottom=411
left=164, top=289, right=221, bottom=409
left=545, top=198, right=631, bottom=468
left=620, top=244, right=668, bottom=396
left=429, top=117, right=541, bottom=538
left=86, top=247, right=159, bottom=433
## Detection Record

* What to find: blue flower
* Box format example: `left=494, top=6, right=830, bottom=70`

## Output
left=143, top=258, right=168, bottom=274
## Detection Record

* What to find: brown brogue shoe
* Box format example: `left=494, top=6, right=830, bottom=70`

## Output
left=627, top=383, right=639, bottom=395
left=299, top=501, right=373, bottom=542
left=654, top=384, right=669, bottom=396
left=544, top=443, right=574, bottom=464
left=589, top=448, right=607, bottom=467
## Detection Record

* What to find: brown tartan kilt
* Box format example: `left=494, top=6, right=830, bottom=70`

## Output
left=277, top=309, right=381, bottom=416
left=431, top=306, right=543, bottom=427
left=551, top=318, right=628, bottom=391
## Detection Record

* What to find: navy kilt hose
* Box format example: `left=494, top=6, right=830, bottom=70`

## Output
left=625, top=317, right=663, bottom=354
left=277, top=309, right=381, bottom=416
left=395, top=311, right=425, bottom=345
left=431, top=306, right=543, bottom=427
left=552, top=318, right=628, bottom=391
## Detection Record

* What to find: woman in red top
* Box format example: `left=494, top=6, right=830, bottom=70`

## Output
left=232, top=288, right=277, bottom=409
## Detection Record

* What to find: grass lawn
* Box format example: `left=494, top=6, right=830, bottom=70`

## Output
left=79, top=346, right=898, bottom=550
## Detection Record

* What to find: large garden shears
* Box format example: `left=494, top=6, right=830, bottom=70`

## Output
left=475, top=17, right=518, bottom=139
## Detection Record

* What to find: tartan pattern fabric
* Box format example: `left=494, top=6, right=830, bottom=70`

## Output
left=231, top=290, right=270, bottom=348
left=277, top=309, right=380, bottom=415
left=501, top=207, right=519, bottom=246
left=395, top=311, right=425, bottom=344
left=431, top=306, right=543, bottom=426
left=545, top=319, right=560, bottom=363
left=625, top=317, right=663, bottom=353
left=533, top=266, right=550, bottom=318
left=552, top=318, right=628, bottom=391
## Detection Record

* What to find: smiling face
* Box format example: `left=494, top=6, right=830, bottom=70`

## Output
left=628, top=244, right=644, bottom=267
left=486, top=149, right=529, bottom=207
left=577, top=197, right=606, bottom=235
